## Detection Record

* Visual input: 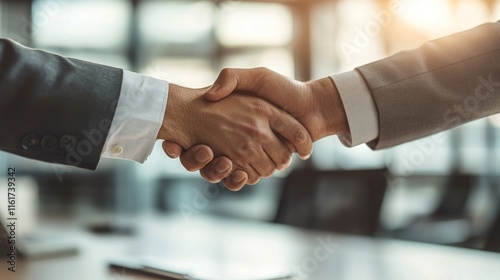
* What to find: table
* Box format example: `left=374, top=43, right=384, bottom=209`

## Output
left=2, top=214, right=500, bottom=280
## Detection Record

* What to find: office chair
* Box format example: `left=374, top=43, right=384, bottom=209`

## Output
left=274, top=168, right=388, bottom=236
left=391, top=173, right=477, bottom=245
left=433, top=173, right=476, bottom=218
left=484, top=212, right=500, bottom=253
left=484, top=179, right=500, bottom=253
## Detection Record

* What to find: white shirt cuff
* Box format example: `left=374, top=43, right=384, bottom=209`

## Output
left=330, top=70, right=379, bottom=147
left=101, top=70, right=168, bottom=163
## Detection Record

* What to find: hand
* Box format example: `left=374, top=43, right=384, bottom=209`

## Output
left=163, top=68, right=348, bottom=188
left=157, top=83, right=313, bottom=190
left=161, top=141, right=248, bottom=189
left=205, top=68, right=349, bottom=140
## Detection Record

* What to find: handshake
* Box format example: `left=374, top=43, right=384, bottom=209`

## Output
left=156, top=68, right=349, bottom=191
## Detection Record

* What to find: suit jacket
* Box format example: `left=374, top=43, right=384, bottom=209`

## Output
left=0, top=39, right=122, bottom=169
left=357, top=21, right=500, bottom=149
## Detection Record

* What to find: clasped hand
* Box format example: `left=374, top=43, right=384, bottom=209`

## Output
left=158, top=68, right=348, bottom=191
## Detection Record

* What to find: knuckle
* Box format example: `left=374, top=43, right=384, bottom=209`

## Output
left=294, top=127, right=308, bottom=145
left=220, top=68, right=234, bottom=78
left=256, top=67, right=269, bottom=75
left=285, top=140, right=297, bottom=154
left=252, top=101, right=271, bottom=116
left=245, top=124, right=266, bottom=141
left=269, top=116, right=285, bottom=131
left=262, top=168, right=275, bottom=178
left=237, top=141, right=254, bottom=156
left=254, top=67, right=272, bottom=90
left=278, top=151, right=292, bottom=170
left=251, top=126, right=266, bottom=139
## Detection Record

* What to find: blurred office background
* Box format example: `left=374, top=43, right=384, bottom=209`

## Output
left=1, top=0, right=500, bottom=254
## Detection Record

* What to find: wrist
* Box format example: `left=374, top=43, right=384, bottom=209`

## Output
left=157, top=84, right=201, bottom=148
left=308, top=78, right=349, bottom=138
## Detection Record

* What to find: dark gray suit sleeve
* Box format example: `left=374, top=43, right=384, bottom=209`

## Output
left=0, top=39, right=123, bottom=169
left=356, top=21, right=500, bottom=149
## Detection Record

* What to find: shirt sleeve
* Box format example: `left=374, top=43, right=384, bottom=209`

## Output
left=101, top=70, right=169, bottom=163
left=330, top=70, right=379, bottom=147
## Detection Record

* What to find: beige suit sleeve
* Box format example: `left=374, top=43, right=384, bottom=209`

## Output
left=356, top=21, right=500, bottom=150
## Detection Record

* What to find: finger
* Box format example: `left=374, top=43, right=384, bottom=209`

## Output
left=269, top=108, right=313, bottom=160
left=223, top=170, right=248, bottom=191
left=262, top=135, right=293, bottom=171
left=276, top=134, right=297, bottom=154
left=199, top=156, right=234, bottom=183
left=162, top=141, right=184, bottom=159
left=250, top=157, right=276, bottom=179
left=178, top=145, right=214, bottom=172
left=240, top=143, right=276, bottom=179
left=246, top=168, right=261, bottom=185
left=238, top=163, right=261, bottom=186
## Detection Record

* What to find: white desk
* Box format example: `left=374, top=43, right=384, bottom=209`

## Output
left=2, top=214, right=500, bottom=280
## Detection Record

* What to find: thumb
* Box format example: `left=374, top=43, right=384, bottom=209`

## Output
left=204, top=68, right=297, bottom=115
left=204, top=68, right=239, bottom=101
left=162, top=141, right=184, bottom=158
left=204, top=68, right=267, bottom=101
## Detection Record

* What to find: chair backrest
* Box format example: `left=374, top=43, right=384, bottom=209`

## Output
left=485, top=213, right=500, bottom=252
left=274, top=168, right=388, bottom=236
left=484, top=180, right=500, bottom=253
left=433, top=172, right=476, bottom=218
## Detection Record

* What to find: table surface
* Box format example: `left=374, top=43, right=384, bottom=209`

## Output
left=2, top=214, right=500, bottom=280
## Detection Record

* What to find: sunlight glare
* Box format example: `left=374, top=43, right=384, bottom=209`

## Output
left=399, top=0, right=453, bottom=33
left=216, top=3, right=292, bottom=47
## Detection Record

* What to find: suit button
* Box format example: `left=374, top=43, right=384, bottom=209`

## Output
left=112, top=145, right=124, bottom=155
left=21, top=133, right=40, bottom=150
left=60, top=134, right=77, bottom=151
left=41, top=135, right=58, bottom=151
